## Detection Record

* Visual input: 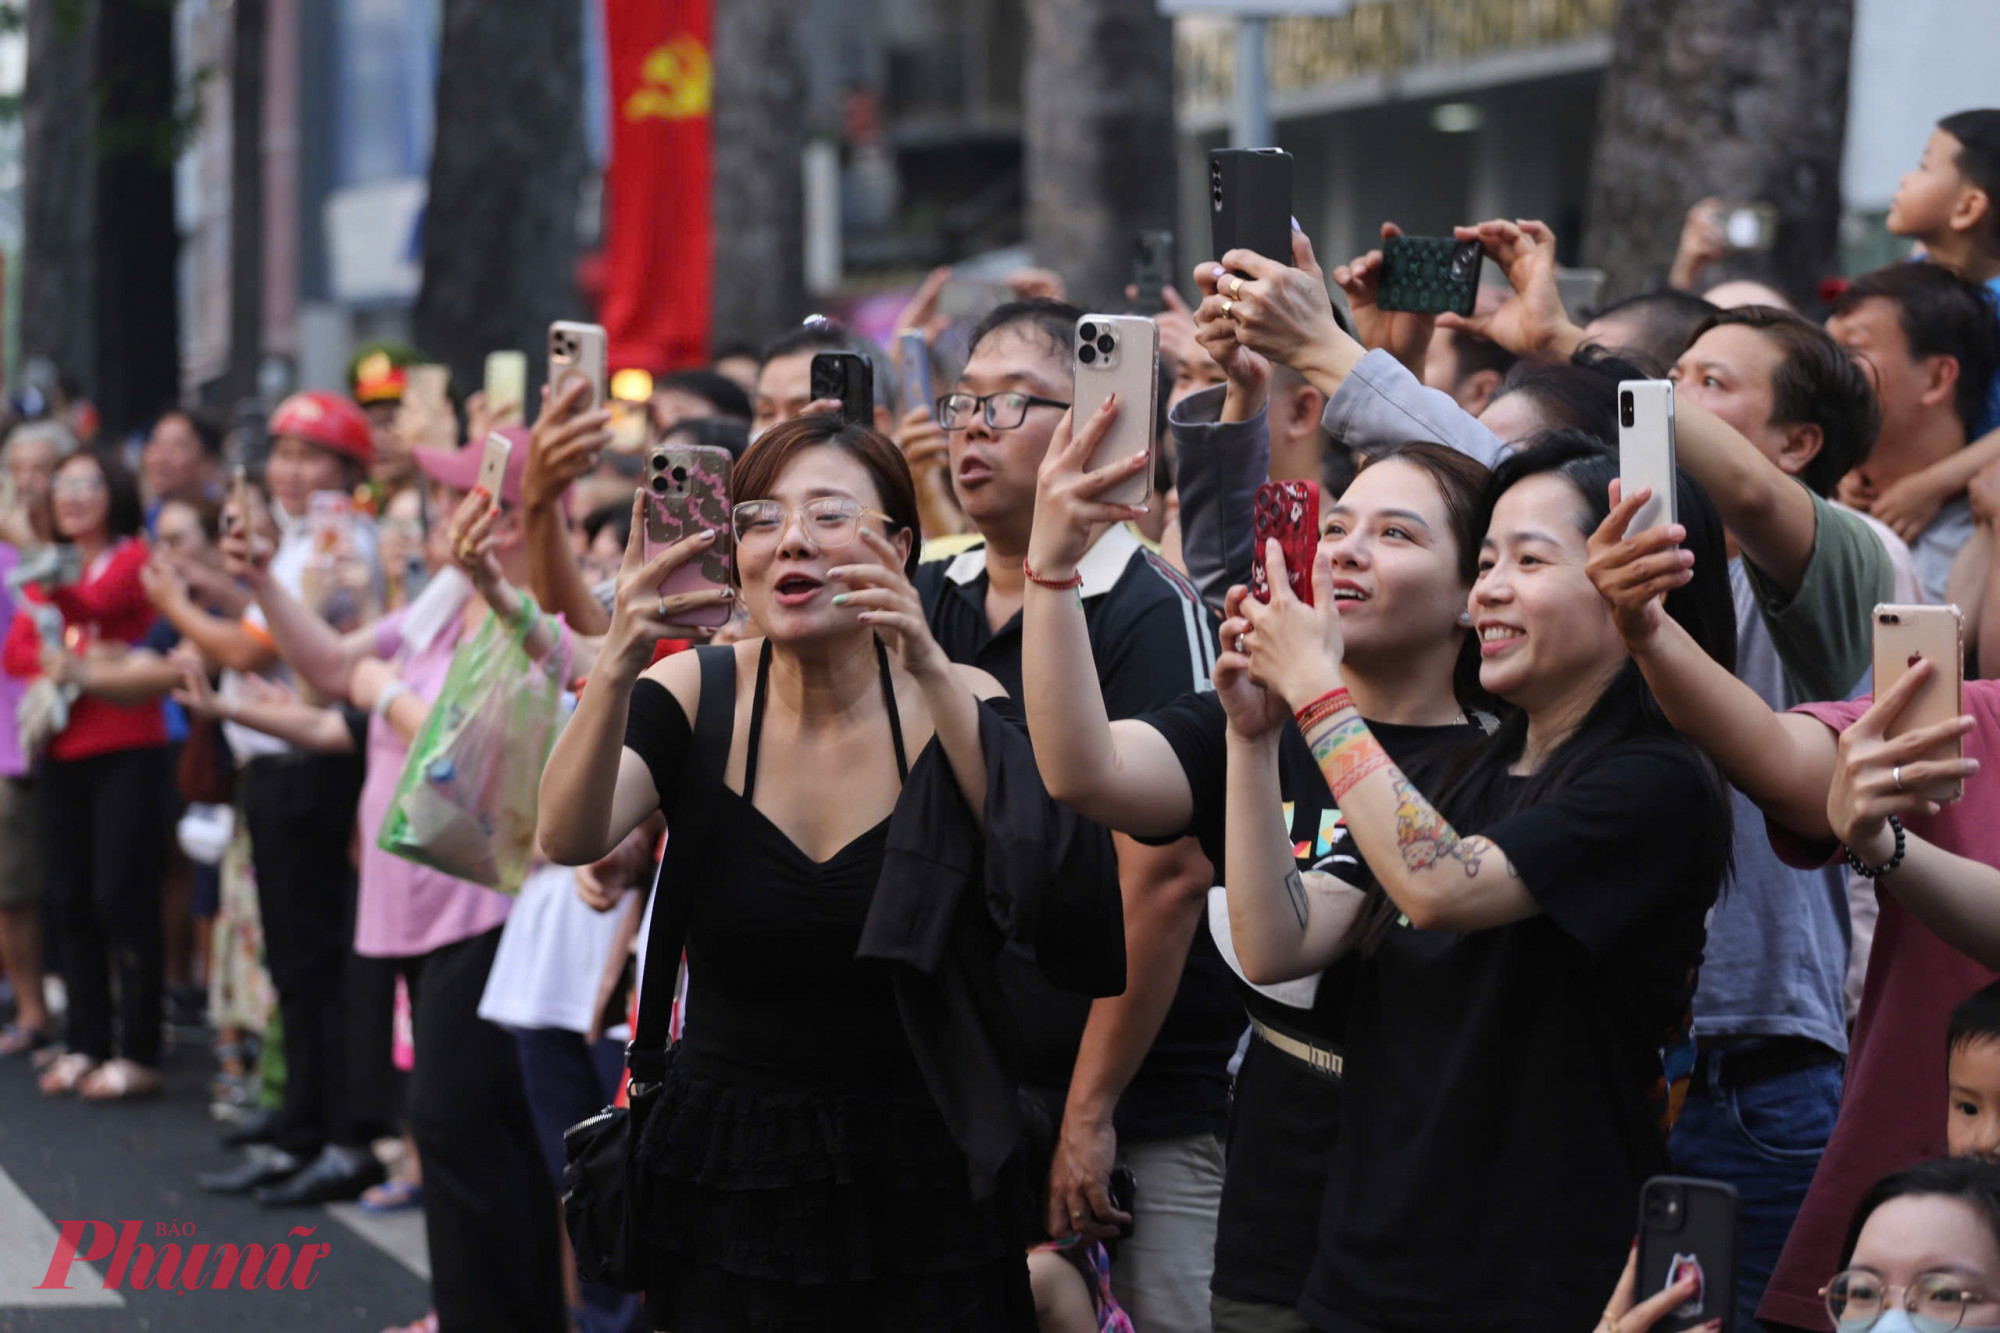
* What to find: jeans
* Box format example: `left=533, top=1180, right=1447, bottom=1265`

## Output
left=1669, top=1054, right=1843, bottom=1331
left=1111, top=1133, right=1226, bottom=1333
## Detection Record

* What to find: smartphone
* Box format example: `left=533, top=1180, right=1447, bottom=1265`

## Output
left=1637, top=1176, right=1740, bottom=1333
left=1377, top=236, right=1484, bottom=317
left=896, top=330, right=934, bottom=421
left=548, top=321, right=608, bottom=414
left=1132, top=230, right=1175, bottom=302
left=1209, top=148, right=1294, bottom=274
left=1718, top=201, right=1779, bottom=252
left=406, top=363, right=451, bottom=417
left=810, top=352, right=874, bottom=428
left=476, top=431, right=513, bottom=501
left=643, top=443, right=734, bottom=629
left=227, top=464, right=250, bottom=536
left=1252, top=480, right=1321, bottom=605
left=307, top=491, right=356, bottom=564
left=1072, top=314, right=1159, bottom=510
left=1107, top=1165, right=1137, bottom=1242
left=1619, top=380, right=1678, bottom=534
left=1874, top=603, right=1967, bottom=802
left=483, top=351, right=528, bottom=423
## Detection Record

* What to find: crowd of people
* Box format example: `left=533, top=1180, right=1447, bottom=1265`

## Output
left=3, top=105, right=2000, bottom=1333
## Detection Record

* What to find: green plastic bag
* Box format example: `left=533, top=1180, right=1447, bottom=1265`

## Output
left=377, top=603, right=568, bottom=894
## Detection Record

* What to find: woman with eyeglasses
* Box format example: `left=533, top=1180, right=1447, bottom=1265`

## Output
left=539, top=414, right=1125, bottom=1331
left=1820, top=1159, right=2000, bottom=1333
left=3, top=450, right=173, bottom=1100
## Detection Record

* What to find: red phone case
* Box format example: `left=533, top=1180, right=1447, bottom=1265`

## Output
left=1252, top=480, right=1321, bottom=605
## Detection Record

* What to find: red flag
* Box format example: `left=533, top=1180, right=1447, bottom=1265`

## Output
left=600, top=0, right=712, bottom=373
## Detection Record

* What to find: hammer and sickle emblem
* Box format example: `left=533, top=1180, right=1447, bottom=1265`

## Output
left=625, top=35, right=712, bottom=122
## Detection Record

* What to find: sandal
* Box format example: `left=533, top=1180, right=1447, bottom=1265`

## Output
left=358, top=1178, right=423, bottom=1213
left=78, top=1058, right=163, bottom=1101
left=0, top=1025, right=52, bottom=1058
left=39, top=1052, right=101, bottom=1096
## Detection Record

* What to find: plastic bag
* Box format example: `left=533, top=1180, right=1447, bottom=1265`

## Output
left=377, top=602, right=568, bottom=894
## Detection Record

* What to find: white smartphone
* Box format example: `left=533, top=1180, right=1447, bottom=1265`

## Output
left=1618, top=380, right=1677, bottom=533
left=548, top=321, right=608, bottom=414
left=1874, top=603, right=1967, bottom=802
left=477, top=431, right=513, bottom=501
left=483, top=351, right=528, bottom=424
left=1073, top=314, right=1160, bottom=510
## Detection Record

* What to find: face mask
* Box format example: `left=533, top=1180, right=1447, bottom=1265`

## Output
left=1864, top=1309, right=2000, bottom=1333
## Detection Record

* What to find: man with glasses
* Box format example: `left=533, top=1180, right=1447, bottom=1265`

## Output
left=913, top=298, right=1235, bottom=1333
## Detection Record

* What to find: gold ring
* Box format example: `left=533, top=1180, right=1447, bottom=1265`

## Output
left=456, top=542, right=476, bottom=563
left=1221, top=298, right=1234, bottom=317
left=1601, top=1314, right=1621, bottom=1333
left=1230, top=276, right=1245, bottom=299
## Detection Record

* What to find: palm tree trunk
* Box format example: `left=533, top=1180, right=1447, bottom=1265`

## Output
left=709, top=0, right=808, bottom=349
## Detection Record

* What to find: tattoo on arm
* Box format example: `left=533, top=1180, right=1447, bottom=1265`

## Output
left=1282, top=869, right=1308, bottom=930
left=1389, top=774, right=1505, bottom=879
left=1309, top=714, right=1394, bottom=801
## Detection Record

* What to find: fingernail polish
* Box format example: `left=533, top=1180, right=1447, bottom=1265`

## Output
left=832, top=594, right=847, bottom=606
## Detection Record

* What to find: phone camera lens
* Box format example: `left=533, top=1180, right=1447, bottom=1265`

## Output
left=1079, top=322, right=1099, bottom=343
left=648, top=474, right=669, bottom=495
left=649, top=453, right=669, bottom=473
left=1097, top=334, right=1116, bottom=355
left=1620, top=392, right=1635, bottom=428
left=670, top=466, right=689, bottom=485
left=1077, top=344, right=1098, bottom=365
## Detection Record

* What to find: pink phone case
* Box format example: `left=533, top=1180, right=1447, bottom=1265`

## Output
left=644, top=445, right=734, bottom=628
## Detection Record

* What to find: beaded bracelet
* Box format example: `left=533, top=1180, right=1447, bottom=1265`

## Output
left=1293, top=687, right=1355, bottom=735
left=1843, top=815, right=1906, bottom=879
left=1023, top=559, right=1084, bottom=591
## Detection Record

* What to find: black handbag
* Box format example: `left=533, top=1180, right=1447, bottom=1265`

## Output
left=562, top=645, right=733, bottom=1290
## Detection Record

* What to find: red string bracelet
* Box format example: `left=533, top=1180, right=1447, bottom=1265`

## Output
left=1023, top=559, right=1083, bottom=591
left=1293, top=687, right=1355, bottom=735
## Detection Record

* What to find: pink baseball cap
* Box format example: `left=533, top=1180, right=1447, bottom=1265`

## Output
left=413, top=426, right=531, bottom=507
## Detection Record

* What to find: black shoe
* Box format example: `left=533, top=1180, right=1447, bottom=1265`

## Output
left=221, top=1108, right=280, bottom=1148
left=199, top=1147, right=305, bottom=1195
left=255, top=1145, right=385, bottom=1207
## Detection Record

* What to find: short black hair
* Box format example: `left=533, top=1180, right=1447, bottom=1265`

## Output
left=61, top=448, right=146, bottom=540
left=1832, top=262, right=2000, bottom=437
left=1447, top=329, right=1518, bottom=387
left=1490, top=345, right=1658, bottom=446
left=158, top=405, right=225, bottom=459
left=966, top=299, right=1085, bottom=374
left=1939, top=109, right=2000, bottom=252
left=664, top=414, right=752, bottom=462
left=1687, top=305, right=1882, bottom=498
left=1587, top=289, right=1721, bottom=369
left=1841, top=1158, right=2000, bottom=1270
left=710, top=340, right=761, bottom=365
left=581, top=499, right=632, bottom=550
left=656, top=369, right=751, bottom=422
left=1951, top=981, right=2000, bottom=1056
left=757, top=318, right=898, bottom=408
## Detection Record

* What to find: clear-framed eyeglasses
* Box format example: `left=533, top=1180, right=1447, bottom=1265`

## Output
left=1823, top=1270, right=1995, bottom=1333
left=730, top=496, right=895, bottom=550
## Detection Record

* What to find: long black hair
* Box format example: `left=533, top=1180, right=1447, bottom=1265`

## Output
left=1431, top=431, right=1735, bottom=883
left=1840, top=1158, right=2000, bottom=1269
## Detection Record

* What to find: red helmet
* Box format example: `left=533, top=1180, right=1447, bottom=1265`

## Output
left=268, top=391, right=374, bottom=465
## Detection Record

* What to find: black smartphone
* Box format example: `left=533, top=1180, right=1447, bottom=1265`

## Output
left=1377, top=236, right=1484, bottom=317
left=810, top=351, right=874, bottom=428
left=1209, top=148, right=1294, bottom=275
left=1637, top=1176, right=1741, bottom=1333
left=1107, top=1165, right=1137, bottom=1242
left=1132, top=230, right=1175, bottom=302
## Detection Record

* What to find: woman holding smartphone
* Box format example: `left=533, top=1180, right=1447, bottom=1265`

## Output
left=1224, top=434, right=1735, bottom=1333
left=1022, top=369, right=1490, bottom=1330
left=539, top=415, right=1124, bottom=1331
left=4, top=450, right=173, bottom=1100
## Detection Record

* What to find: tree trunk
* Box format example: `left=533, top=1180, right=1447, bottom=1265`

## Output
left=709, top=0, right=808, bottom=350
left=92, top=0, right=181, bottom=440
left=19, top=0, right=98, bottom=395
left=224, top=0, right=267, bottom=408
left=414, top=0, right=587, bottom=401
left=1580, top=0, right=1853, bottom=304
left=1021, top=0, right=1178, bottom=307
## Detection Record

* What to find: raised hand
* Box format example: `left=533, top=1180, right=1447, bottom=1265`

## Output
left=1331, top=221, right=1434, bottom=375
left=828, top=527, right=951, bottom=682
left=524, top=378, right=612, bottom=513
left=445, top=486, right=506, bottom=595
left=1828, top=659, right=1980, bottom=862
left=1027, top=401, right=1150, bottom=582
left=1669, top=197, right=1728, bottom=292
left=1435, top=219, right=1579, bottom=359
left=1585, top=480, right=1695, bottom=649
left=1214, top=584, right=1290, bottom=740
left=1207, top=228, right=1344, bottom=376
left=1191, top=263, right=1272, bottom=407
left=605, top=492, right=734, bottom=678
left=1238, top=541, right=1346, bottom=710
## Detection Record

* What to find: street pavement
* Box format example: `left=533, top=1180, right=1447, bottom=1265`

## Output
left=0, top=1040, right=431, bottom=1332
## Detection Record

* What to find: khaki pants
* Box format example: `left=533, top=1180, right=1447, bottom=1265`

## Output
left=1109, top=1132, right=1226, bottom=1333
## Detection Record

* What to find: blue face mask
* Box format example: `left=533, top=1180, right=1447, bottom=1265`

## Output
left=1861, top=1309, right=2000, bottom=1333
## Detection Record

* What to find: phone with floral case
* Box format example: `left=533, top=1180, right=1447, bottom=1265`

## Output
left=1252, top=480, right=1320, bottom=605
left=642, top=444, right=733, bottom=628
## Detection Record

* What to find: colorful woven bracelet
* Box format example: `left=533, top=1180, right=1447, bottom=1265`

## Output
left=1293, top=687, right=1355, bottom=735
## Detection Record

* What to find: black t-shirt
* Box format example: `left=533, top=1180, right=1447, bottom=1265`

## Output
left=1300, top=735, right=1725, bottom=1333
left=1141, top=688, right=1483, bottom=1307
left=914, top=532, right=1238, bottom=1142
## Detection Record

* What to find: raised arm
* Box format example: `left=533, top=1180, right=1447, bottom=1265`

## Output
left=522, top=379, right=615, bottom=637
left=220, top=523, right=383, bottom=700
left=1020, top=401, right=1199, bottom=836
left=141, top=556, right=276, bottom=673
left=174, top=659, right=358, bottom=754
left=63, top=645, right=181, bottom=704
left=1669, top=395, right=1821, bottom=594
left=1587, top=482, right=1843, bottom=838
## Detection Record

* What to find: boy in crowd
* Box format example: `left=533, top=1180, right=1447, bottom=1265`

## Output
left=915, top=299, right=1233, bottom=1333
left=1948, top=981, right=2000, bottom=1163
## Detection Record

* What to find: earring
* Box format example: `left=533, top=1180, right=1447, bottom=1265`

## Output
left=1457, top=610, right=1473, bottom=626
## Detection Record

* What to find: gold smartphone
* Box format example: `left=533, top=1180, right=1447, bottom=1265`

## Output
left=1874, top=603, right=1966, bottom=802
left=484, top=351, right=528, bottom=424
left=477, top=431, right=513, bottom=500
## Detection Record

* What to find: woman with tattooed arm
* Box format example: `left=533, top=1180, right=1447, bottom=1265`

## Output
left=1221, top=433, right=1737, bottom=1333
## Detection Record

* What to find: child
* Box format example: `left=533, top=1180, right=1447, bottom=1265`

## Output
left=1947, top=980, right=2000, bottom=1162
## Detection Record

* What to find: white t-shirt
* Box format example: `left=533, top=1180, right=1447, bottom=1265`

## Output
left=477, top=862, right=631, bottom=1034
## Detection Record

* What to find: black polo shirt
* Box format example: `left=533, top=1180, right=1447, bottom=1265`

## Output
left=913, top=525, right=1239, bottom=1143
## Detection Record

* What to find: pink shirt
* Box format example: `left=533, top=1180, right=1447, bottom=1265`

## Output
left=1759, top=679, right=2000, bottom=1330
left=352, top=603, right=513, bottom=958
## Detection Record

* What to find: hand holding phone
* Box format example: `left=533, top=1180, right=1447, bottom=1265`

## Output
left=1618, top=381, right=1678, bottom=534
left=476, top=432, right=513, bottom=504
left=1072, top=316, right=1159, bottom=510
left=484, top=351, right=528, bottom=425
left=896, top=332, right=934, bottom=421
left=1252, top=481, right=1321, bottom=604
left=1209, top=149, right=1294, bottom=276
left=1874, top=604, right=1968, bottom=802
left=227, top=464, right=250, bottom=536
left=1376, top=236, right=1484, bottom=317
left=643, top=444, right=734, bottom=629
left=810, top=352, right=874, bottom=428
left=549, top=321, right=608, bottom=415
left=1636, top=1176, right=1739, bottom=1333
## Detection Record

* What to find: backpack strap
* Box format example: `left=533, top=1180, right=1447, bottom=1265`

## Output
left=626, top=644, right=736, bottom=1084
